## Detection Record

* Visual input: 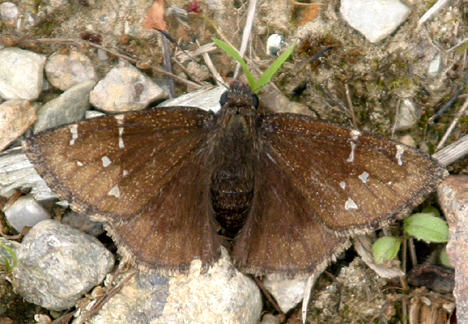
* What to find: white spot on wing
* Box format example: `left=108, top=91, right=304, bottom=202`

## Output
left=108, top=185, right=120, bottom=198
left=118, top=127, right=124, bottom=148
left=76, top=161, right=83, bottom=167
left=345, top=198, right=358, bottom=210
left=358, top=171, right=369, bottom=184
left=350, top=129, right=361, bottom=141
left=114, top=114, right=125, bottom=125
left=395, top=144, right=404, bottom=166
left=101, top=156, right=111, bottom=167
left=339, top=181, right=346, bottom=190
left=346, top=142, right=356, bottom=162
left=69, top=124, right=78, bottom=145
left=123, top=169, right=129, bottom=176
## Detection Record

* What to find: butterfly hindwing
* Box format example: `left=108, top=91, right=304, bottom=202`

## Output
left=23, top=107, right=221, bottom=270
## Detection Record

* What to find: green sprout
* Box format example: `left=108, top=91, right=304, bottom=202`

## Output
left=212, top=38, right=296, bottom=93
left=0, top=242, right=17, bottom=272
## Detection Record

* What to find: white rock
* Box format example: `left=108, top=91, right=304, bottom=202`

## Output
left=395, top=98, right=421, bottom=131
left=0, top=47, right=46, bottom=100
left=263, top=273, right=308, bottom=313
left=340, top=0, right=410, bottom=43
left=89, top=61, right=167, bottom=112
left=4, top=195, right=50, bottom=233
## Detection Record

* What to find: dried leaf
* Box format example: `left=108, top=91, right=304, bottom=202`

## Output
left=142, top=0, right=167, bottom=30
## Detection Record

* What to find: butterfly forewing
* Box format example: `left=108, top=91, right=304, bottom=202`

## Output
left=24, top=107, right=221, bottom=270
left=257, top=114, right=446, bottom=232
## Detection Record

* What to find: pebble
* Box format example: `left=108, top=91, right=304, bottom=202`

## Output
left=262, top=274, right=308, bottom=313
left=89, top=61, right=167, bottom=112
left=395, top=98, right=420, bottom=131
left=0, top=100, right=37, bottom=151
left=84, top=249, right=262, bottom=324
left=4, top=194, right=50, bottom=233
left=61, top=210, right=104, bottom=237
left=33, top=80, right=95, bottom=133
left=427, top=53, right=442, bottom=78
left=266, top=34, right=284, bottom=56
left=186, top=61, right=210, bottom=81
left=12, top=219, right=114, bottom=311
left=45, top=50, right=97, bottom=91
left=0, top=2, right=18, bottom=27
left=340, top=0, right=411, bottom=43
left=0, top=47, right=46, bottom=100
left=260, top=313, right=281, bottom=324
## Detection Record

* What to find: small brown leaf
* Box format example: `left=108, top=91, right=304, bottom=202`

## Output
left=297, top=3, right=322, bottom=25
left=142, top=0, right=167, bottom=30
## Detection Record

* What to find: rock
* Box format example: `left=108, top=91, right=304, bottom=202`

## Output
left=395, top=98, right=420, bottom=131
left=340, top=0, right=410, bottom=43
left=45, top=50, right=97, bottom=91
left=185, top=61, right=210, bottom=81
left=260, top=313, right=281, bottom=324
left=0, top=48, right=46, bottom=100
left=89, top=61, right=167, bottom=112
left=0, top=100, right=37, bottom=151
left=427, top=53, right=441, bottom=78
left=438, top=175, right=468, bottom=323
left=33, top=80, right=95, bottom=133
left=3, top=195, right=50, bottom=233
left=85, top=249, right=262, bottom=324
left=266, top=34, right=284, bottom=56
left=0, top=2, right=18, bottom=27
left=61, top=211, right=104, bottom=237
left=263, top=274, right=308, bottom=313
left=12, top=219, right=114, bottom=311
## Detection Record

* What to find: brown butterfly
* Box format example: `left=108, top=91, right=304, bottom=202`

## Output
left=23, top=81, right=446, bottom=275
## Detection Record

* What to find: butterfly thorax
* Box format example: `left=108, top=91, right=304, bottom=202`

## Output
left=210, top=90, right=258, bottom=237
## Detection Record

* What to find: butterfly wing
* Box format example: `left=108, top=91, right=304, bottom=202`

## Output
left=24, top=107, right=221, bottom=270
left=233, top=113, right=446, bottom=274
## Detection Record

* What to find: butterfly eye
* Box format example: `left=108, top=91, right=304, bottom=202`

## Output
left=251, top=94, right=259, bottom=109
left=220, top=91, right=229, bottom=106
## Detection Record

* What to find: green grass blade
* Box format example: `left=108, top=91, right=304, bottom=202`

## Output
left=253, top=41, right=296, bottom=93
left=212, top=38, right=256, bottom=89
left=0, top=242, right=17, bottom=271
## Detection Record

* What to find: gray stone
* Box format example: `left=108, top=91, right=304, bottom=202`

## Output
left=427, top=53, right=442, bottom=78
left=62, top=211, right=104, bottom=237
left=89, top=61, right=167, bottom=112
left=0, top=2, right=18, bottom=27
left=86, top=249, right=262, bottom=324
left=33, top=80, right=95, bottom=133
left=260, top=313, right=281, bottom=324
left=340, top=0, right=410, bottom=43
left=12, top=219, right=114, bottom=311
left=0, top=47, right=46, bottom=100
left=263, top=274, right=308, bottom=313
left=45, top=50, right=97, bottom=91
left=395, top=98, right=421, bottom=131
left=4, top=195, right=50, bottom=233
left=0, top=100, right=37, bottom=151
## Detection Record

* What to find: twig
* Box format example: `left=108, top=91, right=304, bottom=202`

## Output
left=233, top=0, right=257, bottom=79
left=252, top=276, right=285, bottom=322
left=197, top=40, right=226, bottom=87
left=433, top=134, right=468, bottom=167
left=80, top=270, right=136, bottom=322
left=417, top=0, right=449, bottom=28
left=344, top=83, right=357, bottom=129
left=436, top=95, right=468, bottom=151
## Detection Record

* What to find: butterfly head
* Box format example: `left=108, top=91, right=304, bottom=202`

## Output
left=220, top=81, right=259, bottom=113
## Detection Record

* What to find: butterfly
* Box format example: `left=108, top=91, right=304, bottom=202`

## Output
left=23, top=81, right=446, bottom=275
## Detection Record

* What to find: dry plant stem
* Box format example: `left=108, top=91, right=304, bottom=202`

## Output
left=233, top=0, right=257, bottom=79
left=20, top=37, right=202, bottom=89
left=292, top=1, right=323, bottom=6
left=433, top=134, right=468, bottom=167
left=160, top=33, right=175, bottom=98
left=252, top=276, right=285, bottom=321
left=417, top=0, right=450, bottom=27
left=196, top=40, right=226, bottom=87
left=344, top=83, right=357, bottom=129
left=436, top=96, right=468, bottom=151
left=50, top=311, right=75, bottom=324
left=80, top=270, right=137, bottom=322
left=408, top=238, right=417, bottom=268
